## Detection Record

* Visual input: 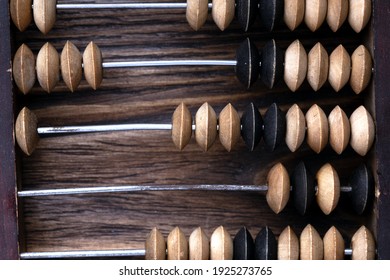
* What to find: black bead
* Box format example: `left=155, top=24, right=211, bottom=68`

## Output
left=236, top=0, right=259, bottom=32
left=260, top=39, right=284, bottom=89
left=259, top=0, right=284, bottom=31
left=349, top=164, right=375, bottom=215
left=234, top=227, right=255, bottom=260
left=254, top=227, right=277, bottom=260
left=263, top=103, right=286, bottom=151
left=292, top=161, right=316, bottom=215
left=241, top=102, right=263, bottom=151
left=235, top=38, right=261, bottom=89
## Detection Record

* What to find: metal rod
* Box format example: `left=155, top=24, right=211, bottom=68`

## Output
left=102, top=60, right=237, bottom=68
left=20, top=249, right=146, bottom=259
left=56, top=3, right=214, bottom=10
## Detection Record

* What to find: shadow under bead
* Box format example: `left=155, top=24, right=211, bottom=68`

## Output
left=241, top=103, right=263, bottom=151
left=236, top=0, right=258, bottom=32
left=349, top=164, right=375, bottom=215
left=235, top=38, right=261, bottom=89
left=292, top=162, right=316, bottom=216
left=260, top=39, right=284, bottom=89
left=263, top=103, right=286, bottom=151
left=255, top=227, right=277, bottom=260
left=259, top=0, right=284, bottom=31
left=233, top=227, right=255, bottom=260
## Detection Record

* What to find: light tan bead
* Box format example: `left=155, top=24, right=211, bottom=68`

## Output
left=219, top=104, right=241, bottom=152
left=212, top=0, right=235, bottom=31
left=36, top=42, right=60, bottom=93
left=10, top=0, right=32, bottom=32
left=304, top=0, right=328, bottom=32
left=307, top=42, right=329, bottom=91
left=172, top=103, right=193, bottom=150
left=348, top=0, right=372, bottom=33
left=186, top=0, right=209, bottom=31
left=61, top=41, right=83, bottom=92
left=210, top=226, right=233, bottom=260
left=167, top=227, right=188, bottom=260
left=349, top=106, right=375, bottom=156
left=350, top=45, right=372, bottom=94
left=323, top=226, right=345, bottom=260
left=284, top=40, right=308, bottom=92
left=351, top=226, right=375, bottom=260
left=306, top=104, right=329, bottom=154
left=145, top=228, right=166, bottom=260
left=33, top=0, right=57, bottom=34
left=195, top=102, right=217, bottom=151
left=189, top=227, right=210, bottom=260
left=316, top=163, right=340, bottom=215
left=13, top=44, right=36, bottom=95
left=327, top=0, right=349, bottom=32
left=329, top=44, right=351, bottom=92
left=328, top=106, right=350, bottom=154
left=285, top=104, right=306, bottom=152
left=83, top=41, right=103, bottom=90
left=266, top=163, right=290, bottom=214
left=300, top=224, right=324, bottom=260
left=15, top=107, right=39, bottom=156
left=284, top=0, right=305, bottom=31
left=278, top=226, right=299, bottom=260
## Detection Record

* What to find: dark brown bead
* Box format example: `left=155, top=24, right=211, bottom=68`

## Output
left=292, top=161, right=315, bottom=215
left=260, top=39, right=284, bottom=89
left=259, top=0, right=284, bottom=31
left=236, top=0, right=258, bottom=32
left=235, top=38, right=261, bottom=89
left=233, top=227, right=255, bottom=260
left=263, top=103, right=286, bottom=151
left=255, top=227, right=277, bottom=260
left=241, top=103, right=263, bottom=151
left=349, top=164, right=375, bottom=215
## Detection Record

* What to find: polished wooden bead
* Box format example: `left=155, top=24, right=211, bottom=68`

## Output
left=15, top=107, right=39, bottom=156
left=307, top=42, right=329, bottom=91
left=145, top=227, right=166, bottom=260
left=241, top=103, right=263, bottom=151
left=351, top=226, right=375, bottom=260
left=266, top=163, right=290, bottom=214
left=36, top=42, right=60, bottom=93
left=349, top=106, right=375, bottom=156
left=259, top=0, right=284, bottom=31
left=292, top=161, right=315, bottom=215
left=33, top=0, right=56, bottom=34
left=255, top=227, right=277, bottom=260
left=327, top=0, right=349, bottom=32
left=304, top=0, right=328, bottom=32
left=219, top=104, right=241, bottom=152
left=348, top=0, right=372, bottom=33
left=329, top=44, right=351, bottom=92
left=306, top=104, right=329, bottom=154
left=233, top=227, right=254, bottom=260
left=328, top=105, right=350, bottom=154
left=284, top=0, right=305, bottom=31
left=284, top=40, right=308, bottom=92
left=349, top=164, right=374, bottom=215
left=278, top=226, right=299, bottom=260
left=300, top=224, right=324, bottom=260
left=172, top=103, right=193, bottom=150
left=83, top=41, right=103, bottom=90
left=350, top=45, right=372, bottom=94
left=263, top=103, right=286, bottom=151
left=13, top=44, right=36, bottom=95
left=212, top=0, right=235, bottom=31
left=189, top=227, right=210, bottom=260
left=61, top=41, right=83, bottom=92
left=186, top=0, right=209, bottom=31
left=235, top=38, right=261, bottom=89
left=285, top=104, right=306, bottom=152
left=210, top=226, right=233, bottom=260
left=323, top=226, right=345, bottom=260
left=260, top=39, right=284, bottom=89
left=237, top=0, right=258, bottom=32
left=316, top=163, right=340, bottom=215
left=167, top=227, right=188, bottom=260
left=195, top=102, right=217, bottom=151
left=10, top=0, right=32, bottom=32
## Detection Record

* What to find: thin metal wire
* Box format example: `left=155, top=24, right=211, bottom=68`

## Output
left=102, top=60, right=237, bottom=68
left=56, top=3, right=214, bottom=9
left=20, top=249, right=146, bottom=259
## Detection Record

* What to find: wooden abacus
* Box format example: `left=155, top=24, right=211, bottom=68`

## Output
left=1, top=0, right=390, bottom=260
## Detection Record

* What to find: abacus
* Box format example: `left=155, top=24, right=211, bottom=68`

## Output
left=1, top=0, right=390, bottom=260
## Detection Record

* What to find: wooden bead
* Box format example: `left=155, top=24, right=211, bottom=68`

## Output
left=285, top=104, right=306, bottom=152
left=329, top=44, right=351, bottom=92
left=260, top=39, right=284, bottom=89
left=235, top=38, right=261, bottom=89
left=266, top=163, right=290, bottom=214
left=304, top=0, right=328, bottom=32
left=233, top=227, right=254, bottom=260
left=300, top=224, right=324, bottom=260
left=189, top=227, right=209, bottom=260
left=349, top=106, right=375, bottom=156
left=210, top=226, right=233, bottom=260
left=348, top=0, right=372, bottom=33
left=145, top=227, right=166, bottom=260
left=167, top=227, right=188, bottom=260
left=316, top=163, right=340, bottom=215
left=61, top=41, right=83, bottom=92
left=15, top=107, right=39, bottom=156
left=292, top=161, right=315, bottom=215
left=323, top=226, right=345, bottom=260
left=349, top=164, right=374, bottom=215
left=307, top=42, right=329, bottom=91
left=10, top=0, right=32, bottom=32
left=259, top=0, right=284, bottom=31
left=33, top=0, right=57, bottom=34
left=328, top=105, right=350, bottom=154
left=36, top=42, right=60, bottom=93
left=195, top=102, right=217, bottom=151
left=327, top=0, right=349, bottom=32
left=219, top=104, right=241, bottom=152
left=284, top=0, right=305, bottom=31
left=83, top=41, right=103, bottom=90
left=241, top=103, right=263, bottom=151
left=255, top=227, right=277, bottom=260
left=172, top=103, right=193, bottom=151
left=237, top=0, right=258, bottom=32
left=212, top=0, right=235, bottom=31
left=13, top=44, right=36, bottom=95
left=351, top=226, right=375, bottom=260
left=186, top=0, right=209, bottom=31
left=306, top=104, right=329, bottom=154
left=284, top=40, right=308, bottom=92
left=350, top=45, right=372, bottom=94
left=278, top=226, right=299, bottom=260
left=263, top=103, right=286, bottom=151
